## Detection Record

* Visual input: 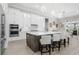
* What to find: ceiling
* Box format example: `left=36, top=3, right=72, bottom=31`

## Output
left=8, top=3, right=79, bottom=18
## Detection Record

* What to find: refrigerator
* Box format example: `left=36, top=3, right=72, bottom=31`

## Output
left=0, top=5, right=5, bottom=55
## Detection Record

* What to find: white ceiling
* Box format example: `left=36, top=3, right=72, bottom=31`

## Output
left=8, top=3, right=79, bottom=18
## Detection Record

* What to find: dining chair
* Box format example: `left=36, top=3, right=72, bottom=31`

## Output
left=65, top=32, right=70, bottom=45
left=40, top=35, right=51, bottom=55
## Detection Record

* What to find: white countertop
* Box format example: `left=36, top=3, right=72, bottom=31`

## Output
left=27, top=31, right=62, bottom=36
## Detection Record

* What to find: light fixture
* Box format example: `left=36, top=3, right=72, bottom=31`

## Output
left=41, top=6, right=47, bottom=13
left=24, top=13, right=26, bottom=18
left=51, top=11, right=56, bottom=17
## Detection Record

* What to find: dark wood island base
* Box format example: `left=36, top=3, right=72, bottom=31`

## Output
left=26, top=33, right=41, bottom=52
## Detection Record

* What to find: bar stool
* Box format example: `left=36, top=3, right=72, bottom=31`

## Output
left=60, top=33, right=66, bottom=47
left=52, top=33, right=61, bottom=51
left=60, top=32, right=70, bottom=47
left=65, top=32, right=70, bottom=45
left=40, top=35, right=51, bottom=55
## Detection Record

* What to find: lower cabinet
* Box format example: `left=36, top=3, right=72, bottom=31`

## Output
left=26, top=33, right=41, bottom=52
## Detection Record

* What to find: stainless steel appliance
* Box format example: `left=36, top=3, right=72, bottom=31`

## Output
left=9, top=24, right=19, bottom=37
left=0, top=14, right=5, bottom=55
left=0, top=5, right=5, bottom=55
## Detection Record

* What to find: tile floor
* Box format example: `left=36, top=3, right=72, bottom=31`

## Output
left=4, top=36, right=79, bottom=55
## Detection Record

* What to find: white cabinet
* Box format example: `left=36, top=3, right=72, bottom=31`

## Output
left=8, top=8, right=32, bottom=41
left=30, top=14, right=45, bottom=32
left=8, top=8, right=15, bottom=24
left=8, top=8, right=25, bottom=41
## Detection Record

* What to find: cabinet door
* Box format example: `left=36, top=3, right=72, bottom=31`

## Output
left=30, top=35, right=40, bottom=52
left=30, top=35, right=35, bottom=50
left=34, top=36, right=40, bottom=50
left=38, top=17, right=45, bottom=31
left=31, top=14, right=45, bottom=32
left=26, top=34, right=31, bottom=47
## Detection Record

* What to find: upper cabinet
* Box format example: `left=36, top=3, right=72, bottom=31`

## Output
left=8, top=7, right=48, bottom=32
left=30, top=14, right=45, bottom=32
left=8, top=8, right=24, bottom=24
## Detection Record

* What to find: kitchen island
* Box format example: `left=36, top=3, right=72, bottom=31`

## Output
left=26, top=31, right=61, bottom=52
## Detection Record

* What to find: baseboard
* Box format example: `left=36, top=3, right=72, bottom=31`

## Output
left=9, top=38, right=26, bottom=42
